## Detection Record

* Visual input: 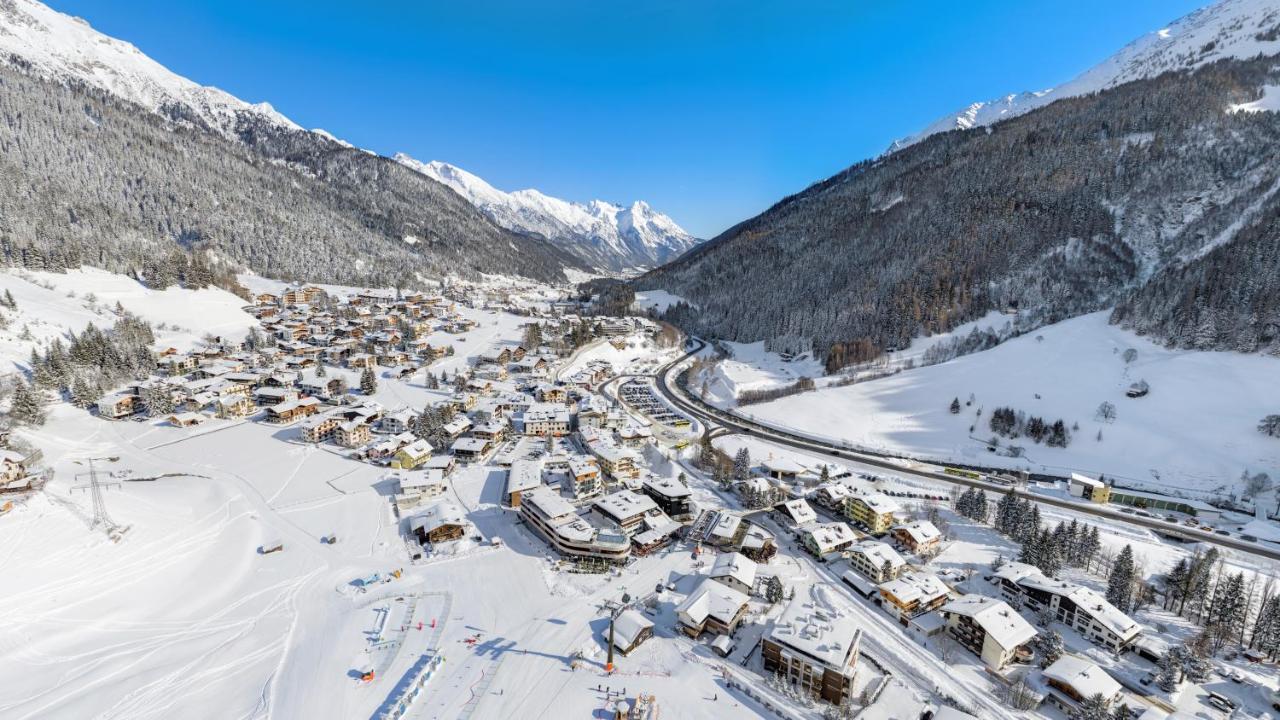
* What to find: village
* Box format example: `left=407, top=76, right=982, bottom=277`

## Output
left=2, top=272, right=1279, bottom=720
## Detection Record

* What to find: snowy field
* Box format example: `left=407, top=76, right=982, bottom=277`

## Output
left=743, top=312, right=1280, bottom=496
left=631, top=289, right=690, bottom=314
left=0, top=268, right=257, bottom=368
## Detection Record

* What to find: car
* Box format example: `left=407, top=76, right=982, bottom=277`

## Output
left=1121, top=508, right=1136, bottom=515
left=1139, top=672, right=1154, bottom=686
left=1207, top=696, right=1232, bottom=712
left=1216, top=529, right=1231, bottom=536
left=1229, top=670, right=1245, bottom=683
left=1208, top=690, right=1238, bottom=708
left=1241, top=534, right=1258, bottom=542
left=1164, top=517, right=1179, bottom=524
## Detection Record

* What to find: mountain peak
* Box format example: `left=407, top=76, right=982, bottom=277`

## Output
left=892, top=0, right=1280, bottom=151
left=398, top=156, right=699, bottom=272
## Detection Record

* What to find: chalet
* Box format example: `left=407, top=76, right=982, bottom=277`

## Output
left=891, top=521, right=942, bottom=554
left=392, top=469, right=448, bottom=512
left=846, top=540, right=906, bottom=583
left=265, top=397, right=321, bottom=424
left=991, top=563, right=1141, bottom=652
left=641, top=476, right=693, bottom=518
left=676, top=578, right=749, bottom=638
left=97, top=393, right=142, bottom=419
left=298, top=375, right=344, bottom=401
left=450, top=437, right=491, bottom=463
left=779, top=498, right=819, bottom=528
left=801, top=522, right=857, bottom=560
left=391, top=439, right=433, bottom=470
left=505, top=459, right=544, bottom=508
left=379, top=408, right=417, bottom=435
left=255, top=386, right=299, bottom=406
left=262, top=371, right=300, bottom=388
left=282, top=285, right=325, bottom=305
left=616, top=424, right=653, bottom=448
left=587, top=441, right=639, bottom=482
left=513, top=356, right=548, bottom=376
left=441, top=416, right=472, bottom=440
left=536, top=384, right=567, bottom=403
left=1041, top=656, right=1122, bottom=716
left=843, top=493, right=900, bottom=535
left=471, top=419, right=508, bottom=444
left=812, top=482, right=854, bottom=511
left=368, top=431, right=416, bottom=461
left=423, top=454, right=458, bottom=476
left=166, top=412, right=205, bottom=428
left=336, top=420, right=372, bottom=448
left=346, top=353, right=376, bottom=370
left=1, top=451, right=27, bottom=486
left=611, top=609, right=655, bottom=656
left=763, top=600, right=863, bottom=705
left=879, top=572, right=950, bottom=620
left=709, top=552, right=758, bottom=596
left=300, top=414, right=341, bottom=443
left=522, top=403, right=570, bottom=437
left=215, top=392, right=254, bottom=420
left=939, top=595, right=1037, bottom=670
left=255, top=292, right=280, bottom=306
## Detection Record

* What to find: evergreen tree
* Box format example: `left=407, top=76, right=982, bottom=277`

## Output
left=1074, top=694, right=1111, bottom=720
left=765, top=575, right=784, bottom=604
left=1107, top=545, right=1137, bottom=613
left=1035, top=630, right=1064, bottom=667
left=360, top=367, right=378, bottom=395
left=949, top=397, right=961, bottom=414
left=1038, top=528, right=1063, bottom=577
left=315, top=362, right=326, bottom=378
left=1, top=288, right=15, bottom=309
left=10, top=380, right=47, bottom=425
left=1164, top=558, right=1191, bottom=611
left=732, top=447, right=752, bottom=482
left=974, top=490, right=989, bottom=522
left=1206, top=572, right=1247, bottom=651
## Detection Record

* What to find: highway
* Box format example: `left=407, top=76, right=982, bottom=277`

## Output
left=646, top=340, right=1280, bottom=563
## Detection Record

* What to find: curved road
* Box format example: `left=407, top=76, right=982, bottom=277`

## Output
left=650, top=340, right=1280, bottom=563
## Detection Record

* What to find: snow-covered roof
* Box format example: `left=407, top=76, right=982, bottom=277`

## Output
left=1042, top=655, right=1121, bottom=700
left=593, top=490, right=657, bottom=522
left=410, top=501, right=467, bottom=535
left=507, top=459, right=544, bottom=495
left=781, top=499, right=818, bottom=525
left=853, top=492, right=900, bottom=514
left=879, top=571, right=949, bottom=604
left=763, top=456, right=806, bottom=475
left=849, top=540, right=906, bottom=570
left=940, top=595, right=1036, bottom=650
left=676, top=578, right=748, bottom=626
left=804, top=522, right=856, bottom=553
left=1000, top=564, right=1139, bottom=639
left=612, top=609, right=654, bottom=651
left=710, top=552, right=757, bottom=589
left=642, top=476, right=690, bottom=499
left=893, top=521, right=941, bottom=545
left=1069, top=472, right=1104, bottom=488
left=709, top=513, right=742, bottom=541
left=768, top=600, right=862, bottom=672
left=450, top=437, right=489, bottom=453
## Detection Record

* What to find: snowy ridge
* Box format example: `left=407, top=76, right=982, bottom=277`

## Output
left=893, top=0, right=1280, bottom=150
left=0, top=0, right=301, bottom=138
left=395, top=155, right=699, bottom=272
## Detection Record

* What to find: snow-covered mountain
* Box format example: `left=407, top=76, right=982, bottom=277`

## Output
left=893, top=0, right=1280, bottom=150
left=0, top=0, right=303, bottom=138
left=396, top=155, right=700, bottom=272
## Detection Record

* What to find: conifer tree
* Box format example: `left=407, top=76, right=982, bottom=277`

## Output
left=1107, top=545, right=1137, bottom=613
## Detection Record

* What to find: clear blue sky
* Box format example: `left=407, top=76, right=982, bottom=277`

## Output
left=50, top=0, right=1204, bottom=238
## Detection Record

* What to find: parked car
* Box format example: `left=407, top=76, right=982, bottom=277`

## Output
left=1207, top=696, right=1232, bottom=712
left=1216, top=529, right=1231, bottom=536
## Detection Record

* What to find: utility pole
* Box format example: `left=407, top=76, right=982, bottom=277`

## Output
left=604, top=591, right=631, bottom=674
left=72, top=456, right=127, bottom=540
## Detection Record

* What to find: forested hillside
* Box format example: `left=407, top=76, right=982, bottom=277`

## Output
left=0, top=63, right=583, bottom=286
left=639, top=56, right=1280, bottom=367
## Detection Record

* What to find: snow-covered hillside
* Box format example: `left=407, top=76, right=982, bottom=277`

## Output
left=396, top=155, right=699, bottom=272
left=743, top=312, right=1280, bottom=498
left=0, top=0, right=300, bottom=138
left=893, top=0, right=1280, bottom=149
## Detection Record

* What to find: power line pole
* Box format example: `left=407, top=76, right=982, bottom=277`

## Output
left=72, top=456, right=127, bottom=541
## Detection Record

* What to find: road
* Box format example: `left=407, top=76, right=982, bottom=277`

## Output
left=648, top=340, right=1280, bottom=564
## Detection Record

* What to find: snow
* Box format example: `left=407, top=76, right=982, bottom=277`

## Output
left=1229, top=83, right=1280, bottom=113
left=395, top=155, right=699, bottom=268
left=0, top=267, right=256, bottom=367
left=697, top=340, right=823, bottom=405
left=0, top=0, right=303, bottom=139
left=894, top=0, right=1280, bottom=150
left=742, top=311, right=1280, bottom=496
left=632, top=289, right=692, bottom=314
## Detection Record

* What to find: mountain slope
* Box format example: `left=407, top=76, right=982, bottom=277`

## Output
left=0, top=0, right=583, bottom=284
left=893, top=0, right=1280, bottom=150
left=638, top=40, right=1280, bottom=364
left=396, top=156, right=699, bottom=272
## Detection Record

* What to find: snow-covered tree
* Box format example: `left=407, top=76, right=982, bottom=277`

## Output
left=732, top=447, right=751, bottom=482
left=360, top=367, right=378, bottom=395
left=10, top=380, right=46, bottom=425
left=1107, top=545, right=1137, bottom=613
left=1260, top=415, right=1280, bottom=438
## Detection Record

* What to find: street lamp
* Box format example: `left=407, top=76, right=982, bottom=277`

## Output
left=605, top=591, right=631, bottom=673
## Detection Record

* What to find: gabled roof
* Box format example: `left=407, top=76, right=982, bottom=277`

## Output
left=941, top=595, right=1036, bottom=650
left=1042, top=655, right=1121, bottom=700
left=710, top=552, right=758, bottom=589
left=677, top=578, right=749, bottom=626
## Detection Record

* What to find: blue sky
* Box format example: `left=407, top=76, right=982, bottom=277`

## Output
left=49, top=0, right=1204, bottom=238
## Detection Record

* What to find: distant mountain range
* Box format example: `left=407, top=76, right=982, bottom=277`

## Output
left=395, top=156, right=699, bottom=272
left=0, top=0, right=691, bottom=280
left=640, top=0, right=1280, bottom=362
left=892, top=0, right=1280, bottom=150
